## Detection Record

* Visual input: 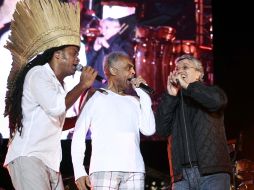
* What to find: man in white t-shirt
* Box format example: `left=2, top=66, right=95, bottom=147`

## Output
left=71, top=51, right=155, bottom=190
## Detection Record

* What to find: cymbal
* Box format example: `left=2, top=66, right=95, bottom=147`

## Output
left=237, top=171, right=254, bottom=181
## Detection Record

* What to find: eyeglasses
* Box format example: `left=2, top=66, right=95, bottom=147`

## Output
left=175, top=65, right=197, bottom=71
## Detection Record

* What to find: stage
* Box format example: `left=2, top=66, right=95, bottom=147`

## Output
left=0, top=139, right=171, bottom=190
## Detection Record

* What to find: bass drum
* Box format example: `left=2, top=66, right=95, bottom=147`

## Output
left=134, top=26, right=176, bottom=99
left=155, top=26, right=176, bottom=91
left=155, top=26, right=176, bottom=42
left=170, top=40, right=198, bottom=72
left=134, top=37, right=158, bottom=95
left=172, top=40, right=198, bottom=57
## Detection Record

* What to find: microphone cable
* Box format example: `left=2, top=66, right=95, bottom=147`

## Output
left=180, top=89, right=200, bottom=190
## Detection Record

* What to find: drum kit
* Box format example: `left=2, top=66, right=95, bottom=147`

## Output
left=81, top=20, right=200, bottom=99
left=132, top=25, right=199, bottom=100
left=80, top=0, right=206, bottom=106
left=232, top=159, right=254, bottom=190
left=133, top=26, right=175, bottom=97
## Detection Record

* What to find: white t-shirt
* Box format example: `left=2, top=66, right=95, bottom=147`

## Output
left=71, top=88, right=155, bottom=180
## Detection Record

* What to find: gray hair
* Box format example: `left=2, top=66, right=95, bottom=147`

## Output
left=175, top=54, right=204, bottom=81
left=103, top=51, right=131, bottom=77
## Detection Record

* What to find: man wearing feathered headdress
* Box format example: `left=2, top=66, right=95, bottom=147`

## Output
left=3, top=0, right=97, bottom=189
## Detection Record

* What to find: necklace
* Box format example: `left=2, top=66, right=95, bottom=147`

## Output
left=107, top=87, right=124, bottom=95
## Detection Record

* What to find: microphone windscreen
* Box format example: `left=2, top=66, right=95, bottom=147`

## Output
left=75, top=64, right=107, bottom=84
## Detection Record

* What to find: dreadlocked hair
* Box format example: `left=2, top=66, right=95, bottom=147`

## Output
left=7, top=45, right=69, bottom=137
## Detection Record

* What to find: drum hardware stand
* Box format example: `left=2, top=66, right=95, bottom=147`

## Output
left=231, top=132, right=244, bottom=190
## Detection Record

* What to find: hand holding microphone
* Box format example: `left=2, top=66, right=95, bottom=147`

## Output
left=168, top=71, right=188, bottom=95
left=128, top=76, right=154, bottom=95
left=76, top=64, right=107, bottom=84
left=175, top=74, right=189, bottom=89
left=169, top=70, right=180, bottom=86
left=167, top=71, right=181, bottom=96
left=74, top=65, right=98, bottom=89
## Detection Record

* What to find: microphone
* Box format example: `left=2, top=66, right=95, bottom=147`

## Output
left=128, top=78, right=155, bottom=95
left=75, top=64, right=107, bottom=84
left=170, top=79, right=180, bottom=86
left=139, top=83, right=155, bottom=94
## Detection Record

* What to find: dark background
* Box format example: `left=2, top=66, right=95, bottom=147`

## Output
left=212, top=0, right=254, bottom=161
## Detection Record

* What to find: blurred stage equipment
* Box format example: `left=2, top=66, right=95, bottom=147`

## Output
left=172, top=40, right=198, bottom=57
left=229, top=131, right=254, bottom=190
left=238, top=184, right=254, bottom=190
left=236, top=159, right=254, bottom=181
left=132, top=0, right=213, bottom=103
left=231, top=159, right=254, bottom=190
left=81, top=0, right=138, bottom=45
left=80, top=0, right=101, bottom=44
left=171, top=39, right=198, bottom=72
left=195, top=0, right=213, bottom=84
left=101, top=1, right=137, bottom=19
left=133, top=25, right=176, bottom=99
left=80, top=0, right=214, bottom=105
